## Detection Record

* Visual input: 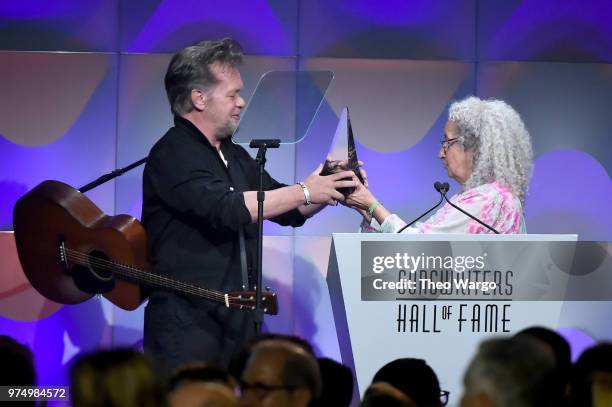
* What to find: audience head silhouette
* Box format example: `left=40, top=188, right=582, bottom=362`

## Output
left=239, top=339, right=321, bottom=407
left=461, top=337, right=556, bottom=407
left=372, top=358, right=443, bottom=407
left=569, top=342, right=612, bottom=407
left=70, top=348, right=166, bottom=407
left=0, top=335, right=36, bottom=407
left=361, top=382, right=417, bottom=407
left=169, top=362, right=237, bottom=407
left=317, top=357, right=354, bottom=407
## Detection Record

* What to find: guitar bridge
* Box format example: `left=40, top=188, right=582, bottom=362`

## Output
left=59, top=241, right=69, bottom=270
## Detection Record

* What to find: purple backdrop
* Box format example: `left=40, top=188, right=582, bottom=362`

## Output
left=1, top=0, right=610, bottom=397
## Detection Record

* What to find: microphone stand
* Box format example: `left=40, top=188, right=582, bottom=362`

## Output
left=249, top=139, right=280, bottom=333
left=397, top=183, right=445, bottom=233
left=79, top=157, right=147, bottom=193
left=438, top=182, right=500, bottom=234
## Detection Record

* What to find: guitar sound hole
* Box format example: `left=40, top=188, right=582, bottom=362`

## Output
left=88, top=250, right=114, bottom=281
left=72, top=250, right=115, bottom=294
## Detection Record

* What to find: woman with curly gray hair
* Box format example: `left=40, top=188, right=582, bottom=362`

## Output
left=347, top=96, right=533, bottom=234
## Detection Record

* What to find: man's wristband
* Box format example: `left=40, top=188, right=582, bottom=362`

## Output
left=367, top=199, right=381, bottom=216
left=297, top=182, right=311, bottom=206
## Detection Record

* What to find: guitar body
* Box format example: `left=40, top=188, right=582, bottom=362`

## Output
left=13, top=180, right=145, bottom=310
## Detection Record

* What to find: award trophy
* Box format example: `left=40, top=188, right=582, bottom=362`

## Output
left=320, top=107, right=364, bottom=195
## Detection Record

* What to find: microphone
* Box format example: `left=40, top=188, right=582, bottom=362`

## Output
left=434, top=181, right=449, bottom=195
left=397, top=182, right=445, bottom=233
left=438, top=182, right=500, bottom=234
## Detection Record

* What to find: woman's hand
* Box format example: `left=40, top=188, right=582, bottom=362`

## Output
left=344, top=174, right=376, bottom=212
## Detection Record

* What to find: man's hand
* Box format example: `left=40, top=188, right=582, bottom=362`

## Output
left=334, top=158, right=369, bottom=188
left=303, top=164, right=357, bottom=206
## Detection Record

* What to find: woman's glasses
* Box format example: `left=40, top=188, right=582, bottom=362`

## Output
left=440, top=137, right=459, bottom=151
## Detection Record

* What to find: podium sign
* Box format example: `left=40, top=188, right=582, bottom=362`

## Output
left=326, top=234, right=611, bottom=405
left=360, top=240, right=611, bottom=301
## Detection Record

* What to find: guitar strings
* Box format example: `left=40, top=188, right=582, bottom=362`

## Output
left=62, top=247, right=265, bottom=308
left=65, top=248, right=251, bottom=307
left=66, top=248, right=225, bottom=301
left=65, top=247, right=229, bottom=302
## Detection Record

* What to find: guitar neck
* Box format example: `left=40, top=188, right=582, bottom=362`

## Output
left=63, top=246, right=231, bottom=307
left=61, top=245, right=277, bottom=314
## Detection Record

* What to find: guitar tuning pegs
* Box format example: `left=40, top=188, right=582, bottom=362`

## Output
left=265, top=286, right=271, bottom=291
left=264, top=308, right=268, bottom=313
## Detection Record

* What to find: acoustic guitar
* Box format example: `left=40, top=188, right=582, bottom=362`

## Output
left=12, top=180, right=277, bottom=315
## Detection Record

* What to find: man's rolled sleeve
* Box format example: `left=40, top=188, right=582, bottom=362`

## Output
left=260, top=170, right=307, bottom=227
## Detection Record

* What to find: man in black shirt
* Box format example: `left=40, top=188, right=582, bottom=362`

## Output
left=141, top=38, right=356, bottom=376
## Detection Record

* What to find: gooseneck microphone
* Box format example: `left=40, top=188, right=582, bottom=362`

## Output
left=438, top=182, right=500, bottom=234
left=434, top=181, right=449, bottom=195
left=397, top=182, right=445, bottom=233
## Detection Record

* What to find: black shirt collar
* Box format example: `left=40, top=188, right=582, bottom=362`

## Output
left=174, top=115, right=212, bottom=145
left=173, top=115, right=236, bottom=160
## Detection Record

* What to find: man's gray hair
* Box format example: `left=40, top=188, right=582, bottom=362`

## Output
left=164, top=38, right=243, bottom=116
left=448, top=96, right=533, bottom=204
left=463, top=337, right=555, bottom=407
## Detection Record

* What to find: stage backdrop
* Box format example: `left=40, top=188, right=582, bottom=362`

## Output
left=1, top=0, right=611, bottom=402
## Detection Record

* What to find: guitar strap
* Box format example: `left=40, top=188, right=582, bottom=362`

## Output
left=222, top=143, right=251, bottom=290
left=238, top=226, right=249, bottom=289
